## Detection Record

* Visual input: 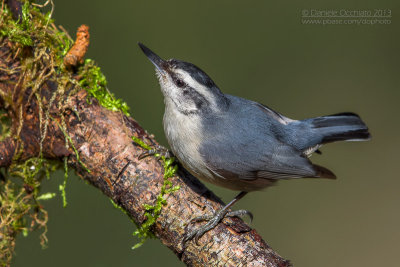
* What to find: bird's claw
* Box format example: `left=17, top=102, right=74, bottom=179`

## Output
left=138, top=145, right=172, bottom=160
left=226, top=209, right=253, bottom=224
left=184, top=210, right=226, bottom=245
left=184, top=209, right=253, bottom=245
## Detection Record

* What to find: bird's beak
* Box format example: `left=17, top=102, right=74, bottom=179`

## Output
left=138, top=42, right=166, bottom=74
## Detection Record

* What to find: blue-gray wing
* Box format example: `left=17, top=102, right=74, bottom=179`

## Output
left=199, top=137, right=329, bottom=181
left=199, top=96, right=335, bottom=181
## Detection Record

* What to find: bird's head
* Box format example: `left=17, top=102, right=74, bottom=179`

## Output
left=138, top=43, right=228, bottom=115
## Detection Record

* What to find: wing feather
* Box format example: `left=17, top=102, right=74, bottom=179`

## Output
left=199, top=96, right=336, bottom=184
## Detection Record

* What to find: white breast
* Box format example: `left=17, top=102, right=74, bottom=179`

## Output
left=163, top=101, right=214, bottom=182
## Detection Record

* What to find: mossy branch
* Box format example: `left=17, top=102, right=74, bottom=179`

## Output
left=0, top=1, right=290, bottom=266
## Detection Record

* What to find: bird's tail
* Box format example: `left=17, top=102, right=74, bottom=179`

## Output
left=309, top=112, right=371, bottom=144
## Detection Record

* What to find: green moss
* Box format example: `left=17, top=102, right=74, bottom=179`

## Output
left=0, top=1, right=33, bottom=46
left=59, top=157, right=69, bottom=208
left=131, top=136, right=180, bottom=249
left=0, top=109, right=11, bottom=141
left=52, top=116, right=90, bottom=173
left=0, top=1, right=75, bottom=262
left=0, top=0, right=134, bottom=262
left=36, top=192, right=56, bottom=201
left=1, top=157, right=58, bottom=264
left=110, top=199, right=129, bottom=215
left=0, top=1, right=71, bottom=62
left=78, top=59, right=130, bottom=116
left=0, top=179, right=31, bottom=264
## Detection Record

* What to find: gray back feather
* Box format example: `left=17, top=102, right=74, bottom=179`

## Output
left=199, top=95, right=322, bottom=181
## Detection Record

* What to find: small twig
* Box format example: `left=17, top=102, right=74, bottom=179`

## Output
left=0, top=0, right=5, bottom=22
left=64, top=25, right=90, bottom=68
left=32, top=0, right=54, bottom=27
left=58, top=25, right=73, bottom=41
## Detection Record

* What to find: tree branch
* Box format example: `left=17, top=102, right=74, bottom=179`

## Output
left=0, top=3, right=291, bottom=265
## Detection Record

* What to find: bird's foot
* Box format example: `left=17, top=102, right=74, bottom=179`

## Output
left=138, top=144, right=172, bottom=160
left=184, top=209, right=253, bottom=245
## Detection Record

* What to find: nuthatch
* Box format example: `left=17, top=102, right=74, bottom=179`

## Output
left=138, top=43, right=371, bottom=243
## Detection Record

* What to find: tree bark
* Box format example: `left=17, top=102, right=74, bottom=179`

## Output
left=0, top=12, right=291, bottom=267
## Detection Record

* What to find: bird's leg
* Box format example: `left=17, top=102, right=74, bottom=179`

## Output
left=138, top=144, right=173, bottom=160
left=184, top=191, right=252, bottom=245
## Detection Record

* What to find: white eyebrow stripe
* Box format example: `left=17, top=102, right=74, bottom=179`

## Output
left=174, top=69, right=218, bottom=108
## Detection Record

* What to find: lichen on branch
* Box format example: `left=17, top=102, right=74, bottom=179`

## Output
left=0, top=0, right=129, bottom=264
left=130, top=136, right=180, bottom=249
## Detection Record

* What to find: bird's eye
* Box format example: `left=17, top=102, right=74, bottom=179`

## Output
left=175, top=79, right=185, bottom=88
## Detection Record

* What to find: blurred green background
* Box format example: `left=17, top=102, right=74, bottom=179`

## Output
left=13, top=0, right=399, bottom=266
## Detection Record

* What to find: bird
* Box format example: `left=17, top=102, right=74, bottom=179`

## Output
left=138, top=42, right=371, bottom=244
